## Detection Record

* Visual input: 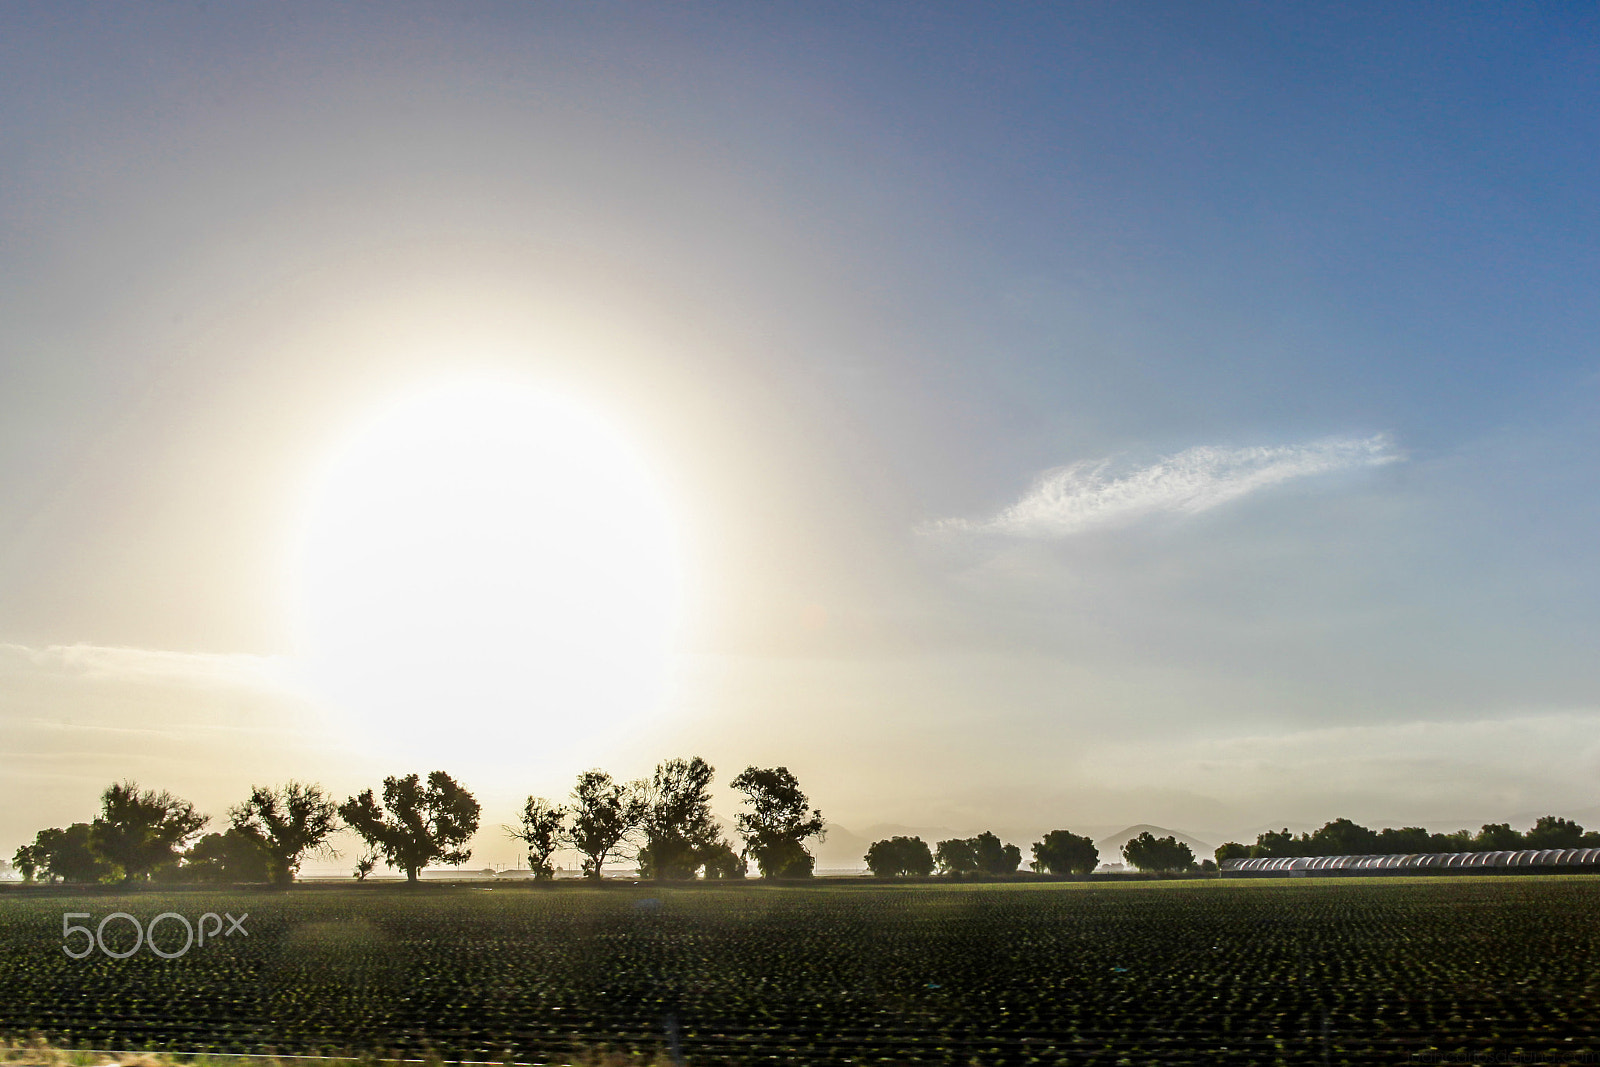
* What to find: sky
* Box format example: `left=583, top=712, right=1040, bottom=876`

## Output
left=3, top=3, right=1599, bottom=869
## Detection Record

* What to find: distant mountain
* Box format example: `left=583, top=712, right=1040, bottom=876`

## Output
left=1095, top=824, right=1217, bottom=864
left=815, top=823, right=871, bottom=869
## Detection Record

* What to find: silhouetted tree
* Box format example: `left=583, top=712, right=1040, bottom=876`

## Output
left=1429, top=828, right=1476, bottom=852
left=1220, top=818, right=1600, bottom=861
left=505, top=797, right=567, bottom=879
left=1249, top=828, right=1300, bottom=858
left=972, top=831, right=1022, bottom=875
left=930, top=832, right=1023, bottom=877
left=730, top=766, right=826, bottom=878
left=229, top=781, right=340, bottom=886
left=353, top=852, right=378, bottom=881
left=1524, top=816, right=1586, bottom=849
left=11, top=842, right=41, bottom=882
left=1214, top=841, right=1251, bottom=865
left=339, top=771, right=481, bottom=883
left=935, top=837, right=979, bottom=876
left=1306, top=818, right=1378, bottom=856
left=1122, top=832, right=1196, bottom=872
left=14, top=824, right=111, bottom=883
left=1374, top=826, right=1433, bottom=854
left=700, top=840, right=746, bottom=879
left=865, top=836, right=934, bottom=877
left=639, top=757, right=723, bottom=879
left=183, top=829, right=271, bottom=883
left=1032, top=830, right=1099, bottom=874
left=1474, top=822, right=1523, bottom=850
left=91, top=782, right=208, bottom=882
left=566, top=769, right=646, bottom=879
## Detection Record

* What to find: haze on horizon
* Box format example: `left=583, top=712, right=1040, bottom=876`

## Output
left=3, top=3, right=1599, bottom=867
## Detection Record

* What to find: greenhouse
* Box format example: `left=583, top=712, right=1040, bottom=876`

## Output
left=1222, top=848, right=1600, bottom=875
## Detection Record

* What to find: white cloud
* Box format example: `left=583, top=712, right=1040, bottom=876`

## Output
left=928, top=433, right=1400, bottom=538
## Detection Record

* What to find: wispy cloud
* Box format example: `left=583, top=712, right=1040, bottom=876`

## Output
left=927, top=434, right=1400, bottom=538
left=0, top=642, right=285, bottom=689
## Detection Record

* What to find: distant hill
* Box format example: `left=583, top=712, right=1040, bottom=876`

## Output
left=1095, top=824, right=1216, bottom=865
left=815, top=823, right=871, bottom=869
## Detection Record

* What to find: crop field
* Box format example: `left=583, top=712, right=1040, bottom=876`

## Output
left=3, top=877, right=1599, bottom=1065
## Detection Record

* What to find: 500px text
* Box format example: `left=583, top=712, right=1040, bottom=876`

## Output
left=62, top=911, right=248, bottom=959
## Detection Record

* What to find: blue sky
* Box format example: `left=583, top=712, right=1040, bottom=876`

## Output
left=2, top=3, right=1598, bottom=861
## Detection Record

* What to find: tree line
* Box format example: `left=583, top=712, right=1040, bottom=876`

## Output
left=864, top=829, right=1202, bottom=877
left=865, top=814, right=1600, bottom=877
left=11, top=759, right=826, bottom=885
left=24, top=772, right=1586, bottom=885
left=509, top=760, right=824, bottom=880
left=1213, top=815, right=1600, bottom=863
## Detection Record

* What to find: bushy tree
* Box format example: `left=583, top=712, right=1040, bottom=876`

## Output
left=1122, top=832, right=1196, bottom=872
left=1219, top=818, right=1600, bottom=862
left=566, top=769, right=646, bottom=879
left=1306, top=818, right=1378, bottom=856
left=14, top=824, right=111, bottom=883
left=699, top=840, right=746, bottom=879
left=91, top=782, right=208, bottom=882
left=973, top=831, right=1022, bottom=875
left=1525, top=816, right=1587, bottom=849
left=760, top=837, right=819, bottom=877
left=11, top=842, right=42, bottom=883
left=639, top=757, right=723, bottom=879
left=1475, top=822, right=1523, bottom=850
left=932, top=832, right=1022, bottom=877
left=229, top=781, right=340, bottom=886
left=339, top=771, right=481, bottom=883
left=1214, top=841, right=1251, bottom=865
left=1032, top=830, right=1099, bottom=874
left=1374, top=826, right=1433, bottom=854
left=1430, top=828, right=1476, bottom=852
left=1249, top=828, right=1301, bottom=858
left=935, top=837, right=979, bottom=876
left=730, top=766, right=825, bottom=878
left=865, top=836, right=934, bottom=877
left=183, top=829, right=271, bottom=883
left=505, top=797, right=566, bottom=879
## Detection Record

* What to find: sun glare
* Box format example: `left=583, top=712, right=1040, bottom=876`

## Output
left=289, top=378, right=685, bottom=765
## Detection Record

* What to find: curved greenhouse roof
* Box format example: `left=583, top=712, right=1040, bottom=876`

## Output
left=1221, top=848, right=1600, bottom=874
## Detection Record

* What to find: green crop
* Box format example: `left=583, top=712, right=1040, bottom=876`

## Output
left=2, top=878, right=1598, bottom=1064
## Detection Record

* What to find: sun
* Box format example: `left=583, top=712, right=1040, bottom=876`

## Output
left=288, top=377, right=685, bottom=765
